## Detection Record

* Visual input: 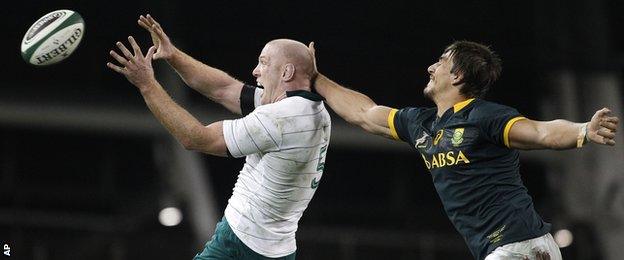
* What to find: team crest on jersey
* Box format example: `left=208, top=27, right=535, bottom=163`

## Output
left=451, top=128, right=464, bottom=147
left=414, top=132, right=430, bottom=149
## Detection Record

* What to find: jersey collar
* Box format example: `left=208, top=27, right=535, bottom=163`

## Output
left=453, top=98, right=475, bottom=113
left=286, top=90, right=325, bottom=101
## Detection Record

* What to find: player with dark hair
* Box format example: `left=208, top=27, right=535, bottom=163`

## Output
left=310, top=40, right=619, bottom=260
left=106, top=15, right=331, bottom=260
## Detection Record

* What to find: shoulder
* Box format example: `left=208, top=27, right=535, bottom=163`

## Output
left=252, top=101, right=292, bottom=116
left=396, top=106, right=436, bottom=121
left=258, top=97, right=328, bottom=118
left=465, top=99, right=520, bottom=120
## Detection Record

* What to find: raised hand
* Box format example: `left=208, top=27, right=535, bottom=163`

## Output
left=587, top=107, right=619, bottom=146
left=308, top=42, right=319, bottom=78
left=107, top=36, right=157, bottom=92
left=138, top=14, right=174, bottom=60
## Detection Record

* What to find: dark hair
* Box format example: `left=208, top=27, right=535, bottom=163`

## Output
left=444, top=41, right=502, bottom=98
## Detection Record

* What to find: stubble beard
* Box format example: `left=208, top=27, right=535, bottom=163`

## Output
left=423, top=83, right=434, bottom=100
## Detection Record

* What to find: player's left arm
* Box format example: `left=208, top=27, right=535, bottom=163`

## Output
left=107, top=36, right=228, bottom=157
left=508, top=108, right=619, bottom=150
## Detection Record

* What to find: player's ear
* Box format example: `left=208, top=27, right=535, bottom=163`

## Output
left=451, top=71, right=465, bottom=86
left=282, top=63, right=295, bottom=82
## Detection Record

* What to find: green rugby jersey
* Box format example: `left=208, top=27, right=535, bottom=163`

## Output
left=389, top=98, right=551, bottom=260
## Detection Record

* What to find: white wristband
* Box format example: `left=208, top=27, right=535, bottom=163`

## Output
left=577, top=123, right=588, bottom=148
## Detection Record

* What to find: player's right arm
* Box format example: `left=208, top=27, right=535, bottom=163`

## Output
left=138, top=14, right=244, bottom=115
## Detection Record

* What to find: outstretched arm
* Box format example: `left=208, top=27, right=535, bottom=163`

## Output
left=138, top=14, right=244, bottom=114
left=508, top=108, right=619, bottom=150
left=107, top=36, right=227, bottom=156
left=314, top=75, right=396, bottom=139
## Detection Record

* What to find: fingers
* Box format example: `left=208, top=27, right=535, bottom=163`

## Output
left=600, top=120, right=618, bottom=132
left=138, top=14, right=157, bottom=28
left=308, top=41, right=318, bottom=75
left=138, top=15, right=167, bottom=41
left=106, top=62, right=125, bottom=74
left=595, top=110, right=619, bottom=145
left=138, top=18, right=151, bottom=31
left=109, top=50, right=128, bottom=66
left=140, top=14, right=167, bottom=39
left=596, top=129, right=616, bottom=145
left=605, top=116, right=620, bottom=123
left=146, top=14, right=160, bottom=27
left=603, top=116, right=619, bottom=126
left=591, top=107, right=619, bottom=145
left=116, top=41, right=133, bottom=59
left=597, top=128, right=616, bottom=139
left=139, top=15, right=150, bottom=25
left=532, top=250, right=550, bottom=260
left=151, top=23, right=167, bottom=40
left=536, top=251, right=550, bottom=260
left=127, top=36, right=143, bottom=57
left=146, top=46, right=156, bottom=60
left=596, top=107, right=612, bottom=118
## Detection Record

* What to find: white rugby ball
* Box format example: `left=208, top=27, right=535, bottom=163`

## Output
left=20, top=10, right=85, bottom=66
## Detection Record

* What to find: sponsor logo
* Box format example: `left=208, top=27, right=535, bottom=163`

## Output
left=34, top=28, right=82, bottom=65
left=433, top=129, right=444, bottom=146
left=25, top=11, right=67, bottom=42
left=421, top=150, right=470, bottom=170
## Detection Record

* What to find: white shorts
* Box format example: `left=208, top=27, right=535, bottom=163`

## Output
left=485, top=233, right=562, bottom=260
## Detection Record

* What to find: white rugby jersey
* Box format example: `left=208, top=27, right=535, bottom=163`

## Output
left=221, top=86, right=331, bottom=257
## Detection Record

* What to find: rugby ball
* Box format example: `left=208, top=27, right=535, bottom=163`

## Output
left=20, top=10, right=85, bottom=66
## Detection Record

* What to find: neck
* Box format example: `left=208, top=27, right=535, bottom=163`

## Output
left=272, top=78, right=312, bottom=103
left=283, top=78, right=312, bottom=92
left=433, top=91, right=468, bottom=117
left=272, top=92, right=288, bottom=103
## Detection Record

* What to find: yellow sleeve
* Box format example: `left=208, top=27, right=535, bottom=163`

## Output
left=503, top=116, right=527, bottom=148
left=387, top=109, right=399, bottom=140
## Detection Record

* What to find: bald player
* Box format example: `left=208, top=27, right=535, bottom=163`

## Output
left=106, top=14, right=331, bottom=260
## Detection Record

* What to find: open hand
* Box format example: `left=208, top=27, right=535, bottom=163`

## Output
left=106, top=36, right=157, bottom=92
left=138, top=14, right=174, bottom=60
left=587, top=107, right=619, bottom=146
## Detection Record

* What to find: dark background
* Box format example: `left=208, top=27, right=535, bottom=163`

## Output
left=1, top=0, right=623, bottom=259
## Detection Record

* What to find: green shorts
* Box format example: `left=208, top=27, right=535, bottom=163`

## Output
left=194, top=217, right=296, bottom=260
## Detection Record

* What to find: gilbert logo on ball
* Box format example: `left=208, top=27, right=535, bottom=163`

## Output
left=20, top=10, right=85, bottom=66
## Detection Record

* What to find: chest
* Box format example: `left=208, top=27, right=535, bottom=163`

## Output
left=411, top=119, right=481, bottom=170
